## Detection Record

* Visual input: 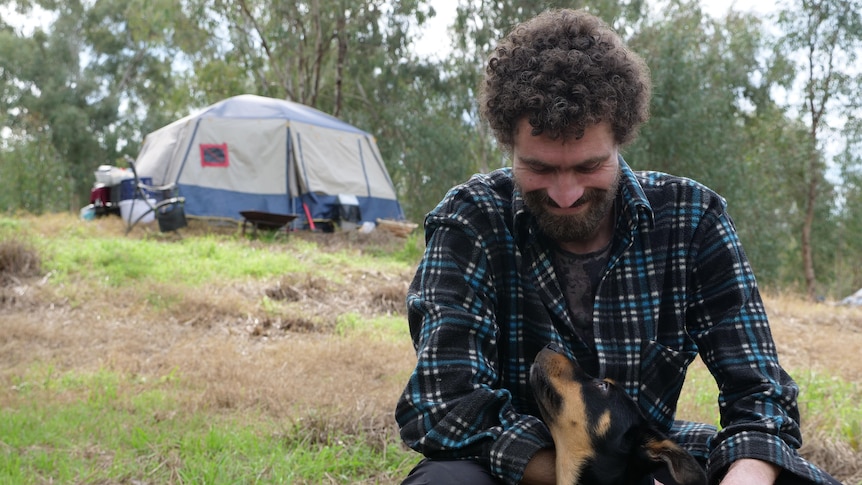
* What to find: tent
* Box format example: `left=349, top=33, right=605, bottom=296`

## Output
left=133, top=94, right=405, bottom=227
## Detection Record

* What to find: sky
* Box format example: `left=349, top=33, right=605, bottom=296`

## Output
left=414, top=0, right=779, bottom=59
left=4, top=1, right=778, bottom=57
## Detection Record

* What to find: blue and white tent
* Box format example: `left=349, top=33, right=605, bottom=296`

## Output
left=133, top=94, right=404, bottom=226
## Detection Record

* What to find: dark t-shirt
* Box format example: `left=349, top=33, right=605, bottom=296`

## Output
left=552, top=241, right=611, bottom=375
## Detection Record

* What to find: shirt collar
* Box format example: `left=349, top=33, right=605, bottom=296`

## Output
left=617, top=157, right=655, bottom=231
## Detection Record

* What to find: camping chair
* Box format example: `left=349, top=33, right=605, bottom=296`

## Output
left=123, top=158, right=187, bottom=235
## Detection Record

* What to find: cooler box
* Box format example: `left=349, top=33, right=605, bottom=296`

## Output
left=336, top=194, right=361, bottom=230
left=89, top=183, right=121, bottom=217
left=119, top=198, right=157, bottom=225
left=90, top=184, right=111, bottom=205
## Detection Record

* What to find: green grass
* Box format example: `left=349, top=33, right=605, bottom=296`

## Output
left=1, top=216, right=416, bottom=290
left=795, top=370, right=862, bottom=450
left=38, top=235, right=409, bottom=288
left=678, top=363, right=862, bottom=449
left=335, top=312, right=411, bottom=341
left=0, top=365, right=418, bottom=484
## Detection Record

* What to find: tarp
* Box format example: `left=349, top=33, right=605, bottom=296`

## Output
left=840, top=288, right=862, bottom=306
left=133, top=94, right=404, bottom=226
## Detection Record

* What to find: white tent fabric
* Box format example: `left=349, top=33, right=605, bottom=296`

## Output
left=134, top=94, right=404, bottom=225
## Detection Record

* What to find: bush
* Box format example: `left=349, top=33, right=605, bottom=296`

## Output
left=0, top=238, right=41, bottom=285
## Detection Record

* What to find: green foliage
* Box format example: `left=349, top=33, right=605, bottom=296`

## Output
left=0, top=135, right=70, bottom=214
left=773, top=0, right=862, bottom=298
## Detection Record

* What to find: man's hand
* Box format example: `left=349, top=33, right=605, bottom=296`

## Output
left=719, top=458, right=780, bottom=485
left=520, top=449, right=556, bottom=485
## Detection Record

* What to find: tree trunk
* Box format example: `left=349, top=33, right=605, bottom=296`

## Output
left=334, top=12, right=347, bottom=117
left=802, top=160, right=818, bottom=300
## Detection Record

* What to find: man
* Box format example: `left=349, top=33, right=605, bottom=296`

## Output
left=395, top=8, right=839, bottom=485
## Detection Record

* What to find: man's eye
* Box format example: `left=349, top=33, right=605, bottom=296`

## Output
left=578, top=162, right=603, bottom=173
left=528, top=165, right=554, bottom=174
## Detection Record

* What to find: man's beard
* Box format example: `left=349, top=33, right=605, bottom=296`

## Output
left=519, top=169, right=621, bottom=244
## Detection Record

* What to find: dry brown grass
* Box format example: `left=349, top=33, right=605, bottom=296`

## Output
left=765, top=292, right=862, bottom=383
left=0, top=237, right=41, bottom=286
left=0, top=213, right=418, bottom=468
left=1, top=214, right=860, bottom=483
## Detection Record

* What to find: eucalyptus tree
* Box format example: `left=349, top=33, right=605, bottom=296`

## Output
left=0, top=0, right=202, bottom=211
left=830, top=120, right=862, bottom=295
left=774, top=0, right=862, bottom=299
left=622, top=2, right=813, bottom=284
left=183, top=0, right=434, bottom=114
left=1, top=1, right=105, bottom=211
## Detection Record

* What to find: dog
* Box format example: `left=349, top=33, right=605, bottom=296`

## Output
left=530, top=344, right=707, bottom=485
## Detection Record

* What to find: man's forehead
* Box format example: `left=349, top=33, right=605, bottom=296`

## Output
left=514, top=118, right=613, bottom=141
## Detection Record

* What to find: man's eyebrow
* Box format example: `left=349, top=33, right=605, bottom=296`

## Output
left=516, top=154, right=612, bottom=167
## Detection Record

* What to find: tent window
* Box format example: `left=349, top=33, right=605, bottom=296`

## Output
left=200, top=143, right=229, bottom=167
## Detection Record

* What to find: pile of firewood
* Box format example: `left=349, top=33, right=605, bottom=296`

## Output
left=376, top=218, right=419, bottom=238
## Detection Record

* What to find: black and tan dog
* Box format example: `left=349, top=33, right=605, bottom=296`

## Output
left=530, top=344, right=707, bottom=485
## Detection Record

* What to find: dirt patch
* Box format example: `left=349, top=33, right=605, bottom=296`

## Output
left=766, top=295, right=862, bottom=383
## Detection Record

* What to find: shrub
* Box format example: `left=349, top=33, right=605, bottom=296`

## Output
left=0, top=238, right=41, bottom=285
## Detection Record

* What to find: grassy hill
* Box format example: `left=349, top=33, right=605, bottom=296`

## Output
left=1, top=213, right=860, bottom=484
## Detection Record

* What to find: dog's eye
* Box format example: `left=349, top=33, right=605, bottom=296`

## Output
left=595, top=380, right=610, bottom=393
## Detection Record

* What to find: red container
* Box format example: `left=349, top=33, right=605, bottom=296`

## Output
left=90, top=184, right=112, bottom=206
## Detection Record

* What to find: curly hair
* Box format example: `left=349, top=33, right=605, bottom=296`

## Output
left=479, top=9, right=651, bottom=150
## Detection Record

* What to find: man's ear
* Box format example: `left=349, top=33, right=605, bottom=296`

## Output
left=641, top=431, right=707, bottom=485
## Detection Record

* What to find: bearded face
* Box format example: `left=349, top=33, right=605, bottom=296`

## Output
left=511, top=119, right=622, bottom=249
left=518, top=168, right=620, bottom=244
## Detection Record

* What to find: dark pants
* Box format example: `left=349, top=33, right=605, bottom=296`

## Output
left=400, top=458, right=663, bottom=485
left=401, top=459, right=503, bottom=485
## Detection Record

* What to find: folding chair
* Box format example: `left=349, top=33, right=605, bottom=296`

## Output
left=124, top=158, right=187, bottom=235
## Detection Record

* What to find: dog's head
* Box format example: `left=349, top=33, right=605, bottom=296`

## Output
left=529, top=344, right=706, bottom=485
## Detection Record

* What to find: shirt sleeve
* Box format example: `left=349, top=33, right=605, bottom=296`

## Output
left=394, top=214, right=553, bottom=484
left=684, top=203, right=830, bottom=483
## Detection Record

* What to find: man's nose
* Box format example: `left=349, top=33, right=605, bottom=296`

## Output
left=546, top=173, right=584, bottom=208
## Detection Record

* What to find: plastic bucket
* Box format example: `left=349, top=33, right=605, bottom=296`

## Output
left=157, top=203, right=187, bottom=232
left=119, top=198, right=156, bottom=225
left=79, top=205, right=96, bottom=221
left=119, top=178, right=153, bottom=200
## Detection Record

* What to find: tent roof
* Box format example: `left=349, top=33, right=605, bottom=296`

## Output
left=194, top=94, right=368, bottom=135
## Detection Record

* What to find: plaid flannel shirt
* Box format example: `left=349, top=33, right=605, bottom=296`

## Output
left=395, top=159, right=837, bottom=485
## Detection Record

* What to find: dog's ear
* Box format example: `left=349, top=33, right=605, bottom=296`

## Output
left=640, top=430, right=707, bottom=485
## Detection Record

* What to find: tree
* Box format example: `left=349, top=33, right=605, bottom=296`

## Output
left=444, top=0, right=645, bottom=173
left=831, top=119, right=862, bottom=295
left=624, top=2, right=805, bottom=284
left=775, top=0, right=862, bottom=300
left=0, top=0, right=199, bottom=211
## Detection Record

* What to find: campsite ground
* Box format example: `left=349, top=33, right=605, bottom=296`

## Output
left=1, top=213, right=861, bottom=484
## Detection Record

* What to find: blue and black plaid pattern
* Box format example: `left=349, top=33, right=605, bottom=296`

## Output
left=395, top=159, right=837, bottom=485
